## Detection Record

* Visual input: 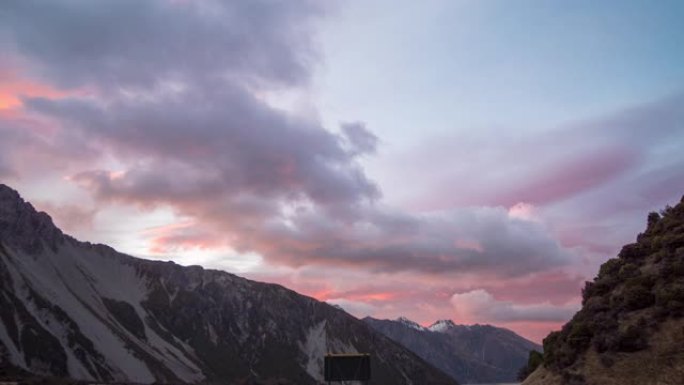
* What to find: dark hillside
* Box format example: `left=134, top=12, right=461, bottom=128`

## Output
left=524, top=195, right=684, bottom=385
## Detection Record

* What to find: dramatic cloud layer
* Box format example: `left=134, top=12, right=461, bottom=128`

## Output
left=1, top=0, right=319, bottom=89
left=1, top=0, right=683, bottom=342
left=1, top=0, right=576, bottom=281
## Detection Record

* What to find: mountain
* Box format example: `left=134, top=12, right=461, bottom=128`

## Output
left=364, top=316, right=541, bottom=384
left=0, top=184, right=458, bottom=385
left=523, top=196, right=684, bottom=385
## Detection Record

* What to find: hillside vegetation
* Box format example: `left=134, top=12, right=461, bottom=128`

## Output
left=524, top=196, right=684, bottom=385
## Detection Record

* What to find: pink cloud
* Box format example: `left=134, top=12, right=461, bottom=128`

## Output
left=495, top=146, right=638, bottom=206
left=32, top=201, right=97, bottom=232
left=508, top=202, right=538, bottom=221
left=483, top=270, right=584, bottom=305
left=0, top=65, right=71, bottom=111
left=450, top=289, right=579, bottom=323
left=144, top=221, right=231, bottom=254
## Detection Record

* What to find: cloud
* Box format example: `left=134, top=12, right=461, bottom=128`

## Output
left=245, top=205, right=573, bottom=276
left=483, top=270, right=584, bottom=306
left=341, top=122, right=379, bottom=156
left=508, top=202, right=538, bottom=221
left=143, top=221, right=229, bottom=254
left=0, top=0, right=576, bottom=278
left=450, top=289, right=580, bottom=323
left=4, top=0, right=673, bottom=342
left=0, top=0, right=322, bottom=90
left=66, top=170, right=575, bottom=276
left=402, top=93, right=684, bottom=211
left=325, top=299, right=378, bottom=317
left=32, top=201, right=97, bottom=232
left=34, top=87, right=380, bottom=213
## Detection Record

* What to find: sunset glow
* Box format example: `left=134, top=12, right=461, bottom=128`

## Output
left=1, top=0, right=683, bottom=344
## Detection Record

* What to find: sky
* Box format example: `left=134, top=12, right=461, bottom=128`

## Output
left=1, top=0, right=683, bottom=343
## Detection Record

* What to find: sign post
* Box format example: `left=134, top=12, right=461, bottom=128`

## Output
left=323, top=353, right=371, bottom=385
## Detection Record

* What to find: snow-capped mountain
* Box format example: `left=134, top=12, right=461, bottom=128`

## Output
left=397, top=317, right=426, bottom=331
left=364, top=316, right=541, bottom=384
left=428, top=319, right=457, bottom=333
left=0, top=184, right=457, bottom=385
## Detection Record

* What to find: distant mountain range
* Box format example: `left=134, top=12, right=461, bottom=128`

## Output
left=0, top=184, right=456, bottom=385
left=364, top=316, right=541, bottom=383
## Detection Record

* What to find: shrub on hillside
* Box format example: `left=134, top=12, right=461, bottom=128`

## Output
left=655, top=232, right=684, bottom=251
left=615, top=323, right=649, bottom=352
left=647, top=212, right=661, bottom=228
left=541, top=196, right=684, bottom=376
left=655, top=283, right=684, bottom=317
left=612, top=275, right=656, bottom=312
left=598, top=258, right=624, bottom=279
left=660, top=258, right=684, bottom=279
left=620, top=285, right=655, bottom=311
left=516, top=350, right=544, bottom=381
left=583, top=295, right=610, bottom=314
left=618, top=262, right=641, bottom=280
left=580, top=281, right=595, bottom=305
left=542, top=331, right=561, bottom=368
left=619, top=243, right=648, bottom=260
left=567, top=320, right=593, bottom=348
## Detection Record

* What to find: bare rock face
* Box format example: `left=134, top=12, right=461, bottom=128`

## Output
left=365, top=316, right=541, bottom=384
left=0, top=185, right=65, bottom=254
left=0, top=184, right=457, bottom=385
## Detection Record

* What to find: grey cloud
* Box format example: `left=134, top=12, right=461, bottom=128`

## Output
left=33, top=83, right=380, bottom=212
left=342, top=122, right=379, bottom=156
left=246, top=206, right=573, bottom=276
left=451, top=289, right=579, bottom=323
left=1, top=0, right=575, bottom=279
left=0, top=114, right=98, bottom=178
left=0, top=157, right=12, bottom=178
left=0, top=0, right=322, bottom=89
left=70, top=159, right=573, bottom=277
left=33, top=201, right=96, bottom=232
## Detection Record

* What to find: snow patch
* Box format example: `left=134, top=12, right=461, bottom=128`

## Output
left=428, top=319, right=456, bottom=333
left=299, top=320, right=327, bottom=382
left=0, top=241, right=208, bottom=383
left=397, top=317, right=426, bottom=331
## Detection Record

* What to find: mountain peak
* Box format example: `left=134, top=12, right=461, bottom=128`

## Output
left=428, top=319, right=457, bottom=332
left=0, top=183, right=22, bottom=203
left=0, top=183, right=64, bottom=254
left=365, top=316, right=541, bottom=383
left=396, top=316, right=426, bottom=331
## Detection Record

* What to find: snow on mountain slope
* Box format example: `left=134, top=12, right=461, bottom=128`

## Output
left=428, top=319, right=457, bottom=333
left=0, top=184, right=458, bottom=385
left=398, top=317, right=427, bottom=331
left=1, top=241, right=203, bottom=383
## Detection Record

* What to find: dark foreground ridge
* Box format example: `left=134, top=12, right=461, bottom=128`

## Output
left=522, top=195, right=684, bottom=385
left=0, top=184, right=457, bottom=385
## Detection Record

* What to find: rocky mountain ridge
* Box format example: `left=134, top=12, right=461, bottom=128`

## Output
left=0, top=184, right=457, bottom=385
left=364, top=315, right=541, bottom=384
